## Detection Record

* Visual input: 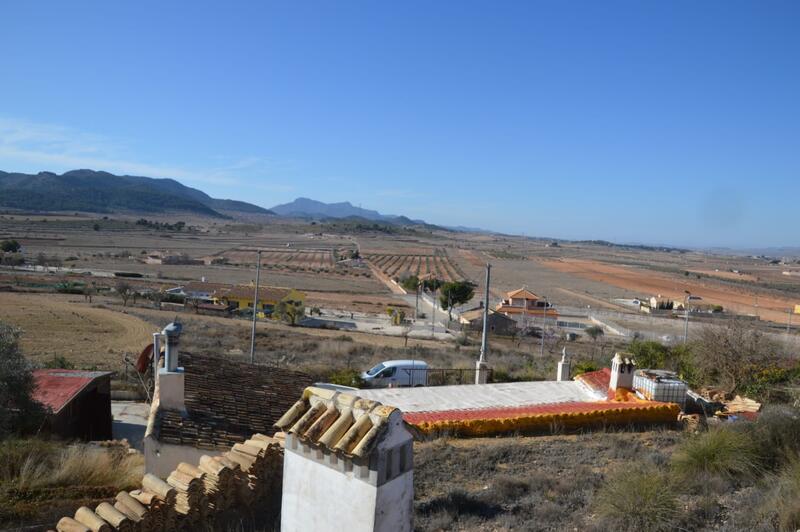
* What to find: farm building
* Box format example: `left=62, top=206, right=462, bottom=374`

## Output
left=144, top=333, right=314, bottom=476
left=495, top=288, right=559, bottom=322
left=358, top=353, right=682, bottom=437
left=32, top=369, right=113, bottom=441
left=459, top=308, right=517, bottom=335
left=215, top=285, right=305, bottom=315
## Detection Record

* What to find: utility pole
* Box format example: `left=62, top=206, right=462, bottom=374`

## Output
left=249, top=250, right=262, bottom=364
left=476, top=263, right=491, bottom=384
left=788, top=308, right=793, bottom=337
left=414, top=281, right=420, bottom=321
left=540, top=296, right=547, bottom=358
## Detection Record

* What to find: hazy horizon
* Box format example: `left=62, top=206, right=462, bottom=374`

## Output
left=1, top=1, right=798, bottom=248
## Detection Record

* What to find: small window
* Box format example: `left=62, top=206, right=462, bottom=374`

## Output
left=378, top=367, right=396, bottom=378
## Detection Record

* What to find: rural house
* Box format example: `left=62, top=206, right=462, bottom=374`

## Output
left=32, top=369, right=113, bottom=441
left=214, top=285, right=305, bottom=316
left=358, top=353, right=682, bottom=437
left=494, top=288, right=559, bottom=322
left=459, top=308, right=517, bottom=335
left=144, top=326, right=314, bottom=476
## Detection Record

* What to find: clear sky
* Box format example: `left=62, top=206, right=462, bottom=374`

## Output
left=1, top=1, right=798, bottom=248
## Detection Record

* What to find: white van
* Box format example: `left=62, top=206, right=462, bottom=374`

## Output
left=362, top=360, right=429, bottom=388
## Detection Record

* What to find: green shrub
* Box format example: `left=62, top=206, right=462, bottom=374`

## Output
left=671, top=426, right=762, bottom=483
left=326, top=368, right=364, bottom=388
left=43, top=356, right=75, bottom=370
left=594, top=463, right=679, bottom=532
left=573, top=361, right=598, bottom=376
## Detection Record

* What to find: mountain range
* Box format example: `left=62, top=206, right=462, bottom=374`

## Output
left=0, top=170, right=434, bottom=227
left=269, top=197, right=425, bottom=225
left=0, top=169, right=273, bottom=218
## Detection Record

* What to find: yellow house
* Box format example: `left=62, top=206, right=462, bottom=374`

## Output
left=215, top=285, right=305, bottom=316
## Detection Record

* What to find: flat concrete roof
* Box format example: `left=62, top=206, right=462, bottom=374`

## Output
left=356, top=380, right=601, bottom=414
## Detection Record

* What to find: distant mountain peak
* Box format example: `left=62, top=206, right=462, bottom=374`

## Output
left=269, top=197, right=427, bottom=225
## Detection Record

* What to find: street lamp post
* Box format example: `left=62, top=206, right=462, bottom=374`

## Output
left=683, top=291, right=690, bottom=344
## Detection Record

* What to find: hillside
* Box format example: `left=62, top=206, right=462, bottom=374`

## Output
left=0, top=169, right=274, bottom=218
left=270, top=197, right=427, bottom=225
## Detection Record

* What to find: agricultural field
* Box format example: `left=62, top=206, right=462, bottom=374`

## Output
left=0, top=292, right=152, bottom=371
left=365, top=250, right=466, bottom=282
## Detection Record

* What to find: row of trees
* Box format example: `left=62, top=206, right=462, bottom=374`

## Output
left=400, top=275, right=476, bottom=320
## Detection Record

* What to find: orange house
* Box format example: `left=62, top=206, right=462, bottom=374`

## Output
left=495, top=288, right=559, bottom=320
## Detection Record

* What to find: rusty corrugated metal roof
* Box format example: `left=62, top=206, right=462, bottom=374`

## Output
left=32, top=369, right=111, bottom=413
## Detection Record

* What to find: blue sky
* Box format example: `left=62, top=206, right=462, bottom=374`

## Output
left=1, top=1, right=798, bottom=248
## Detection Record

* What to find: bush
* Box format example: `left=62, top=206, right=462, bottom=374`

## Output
left=43, top=356, right=75, bottom=370
left=671, top=426, right=762, bottom=484
left=325, top=368, right=364, bottom=388
left=594, top=463, right=679, bottom=532
left=759, top=457, right=800, bottom=531
left=0, top=323, right=47, bottom=437
left=573, top=361, right=598, bottom=376
left=751, top=405, right=800, bottom=469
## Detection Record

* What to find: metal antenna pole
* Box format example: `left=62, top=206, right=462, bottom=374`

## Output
left=479, top=263, right=491, bottom=363
left=431, top=286, right=437, bottom=338
left=250, top=250, right=261, bottom=364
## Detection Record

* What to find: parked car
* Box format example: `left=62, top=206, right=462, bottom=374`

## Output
left=361, top=360, right=429, bottom=388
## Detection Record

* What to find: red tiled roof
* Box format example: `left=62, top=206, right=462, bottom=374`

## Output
left=575, top=368, right=611, bottom=396
left=32, top=369, right=111, bottom=413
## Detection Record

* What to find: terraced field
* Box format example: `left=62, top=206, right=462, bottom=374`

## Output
left=365, top=250, right=466, bottom=281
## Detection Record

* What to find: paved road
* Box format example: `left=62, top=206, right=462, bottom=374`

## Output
left=112, top=401, right=149, bottom=450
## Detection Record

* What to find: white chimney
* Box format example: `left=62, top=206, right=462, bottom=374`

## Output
left=556, top=347, right=570, bottom=381
left=158, top=322, right=185, bottom=411
left=609, top=352, right=636, bottom=391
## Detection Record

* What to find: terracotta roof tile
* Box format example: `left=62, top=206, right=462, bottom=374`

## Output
left=154, top=353, right=314, bottom=450
left=274, top=386, right=399, bottom=459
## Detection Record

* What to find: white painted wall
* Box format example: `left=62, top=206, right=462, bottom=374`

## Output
left=281, top=448, right=378, bottom=532
left=144, top=434, right=212, bottom=477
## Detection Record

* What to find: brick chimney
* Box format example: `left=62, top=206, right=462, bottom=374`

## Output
left=158, top=322, right=185, bottom=411
left=609, top=352, right=635, bottom=391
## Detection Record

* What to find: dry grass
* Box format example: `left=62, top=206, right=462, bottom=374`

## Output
left=671, top=426, right=763, bottom=485
left=15, top=445, right=143, bottom=490
left=593, top=463, right=679, bottom=532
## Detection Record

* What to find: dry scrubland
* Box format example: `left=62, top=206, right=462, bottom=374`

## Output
left=416, top=406, right=800, bottom=531
left=3, top=213, right=800, bottom=326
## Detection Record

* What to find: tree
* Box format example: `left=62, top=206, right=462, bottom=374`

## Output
left=439, top=281, right=476, bottom=321
left=115, top=281, right=132, bottom=307
left=0, top=322, right=47, bottom=437
left=0, top=239, right=21, bottom=253
left=275, top=300, right=305, bottom=325
left=584, top=325, right=605, bottom=358
left=690, top=320, right=779, bottom=395
left=422, top=278, right=443, bottom=292
left=400, top=275, right=420, bottom=293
